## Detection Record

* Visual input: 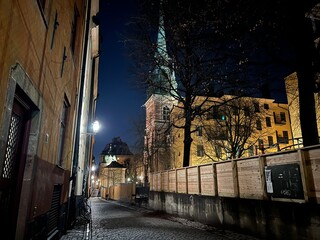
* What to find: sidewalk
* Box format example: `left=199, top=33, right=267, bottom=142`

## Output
left=60, top=197, right=148, bottom=240
left=60, top=204, right=92, bottom=240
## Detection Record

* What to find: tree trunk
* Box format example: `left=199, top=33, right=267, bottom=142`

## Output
left=183, top=116, right=193, bottom=167
left=296, top=12, right=319, bottom=146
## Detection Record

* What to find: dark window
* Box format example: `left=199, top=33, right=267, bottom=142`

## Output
left=280, top=112, right=286, bottom=122
left=208, top=106, right=225, bottom=120
left=57, top=97, right=70, bottom=166
left=283, top=131, right=288, bottom=138
left=248, top=146, right=254, bottom=156
left=197, top=145, right=204, bottom=157
left=215, top=146, right=221, bottom=158
left=268, top=136, right=273, bottom=146
left=37, top=0, right=46, bottom=13
left=212, top=106, right=219, bottom=119
left=70, top=6, right=79, bottom=54
left=256, top=120, right=262, bottom=130
left=37, top=0, right=48, bottom=26
left=50, top=11, right=59, bottom=49
left=163, top=106, right=170, bottom=120
left=258, top=139, right=264, bottom=149
left=254, top=102, right=260, bottom=112
left=194, top=106, right=201, bottom=115
left=60, top=47, right=67, bottom=77
left=243, top=106, right=250, bottom=116
left=232, top=106, right=239, bottom=115
left=196, top=126, right=202, bottom=136
left=266, top=117, right=271, bottom=127
left=264, top=103, right=269, bottom=109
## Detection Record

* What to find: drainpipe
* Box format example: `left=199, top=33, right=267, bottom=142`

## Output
left=67, top=0, right=92, bottom=228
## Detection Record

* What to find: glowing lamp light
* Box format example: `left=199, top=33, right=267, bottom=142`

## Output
left=92, top=120, right=100, bottom=133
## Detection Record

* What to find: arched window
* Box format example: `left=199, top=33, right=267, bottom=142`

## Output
left=163, top=106, right=170, bottom=120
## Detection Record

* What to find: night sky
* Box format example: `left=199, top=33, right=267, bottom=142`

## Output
left=93, top=0, right=145, bottom=160
left=93, top=0, right=291, bottom=162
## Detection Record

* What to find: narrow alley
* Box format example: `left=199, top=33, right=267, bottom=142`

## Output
left=62, top=197, right=261, bottom=240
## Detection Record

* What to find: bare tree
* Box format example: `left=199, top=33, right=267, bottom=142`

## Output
left=201, top=96, right=272, bottom=160
left=126, top=0, right=319, bottom=168
left=127, top=0, right=263, bottom=167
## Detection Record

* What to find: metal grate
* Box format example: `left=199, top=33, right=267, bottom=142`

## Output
left=47, top=185, right=61, bottom=236
left=2, top=112, right=21, bottom=179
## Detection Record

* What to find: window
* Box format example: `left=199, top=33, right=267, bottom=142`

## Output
left=254, top=102, right=260, bottom=112
left=243, top=106, right=250, bottom=116
left=258, top=139, right=264, bottom=149
left=57, top=97, right=70, bottom=166
left=37, top=0, right=46, bottom=13
left=264, top=103, right=269, bottom=109
left=280, top=112, right=286, bottom=122
left=266, top=117, right=271, bottom=127
left=248, top=146, right=254, bottom=156
left=194, top=106, right=201, bottom=115
left=283, top=130, right=288, bottom=139
left=50, top=11, right=59, bottom=49
left=162, top=106, right=170, bottom=120
left=70, top=6, right=79, bottom=54
left=215, top=146, right=222, bottom=158
left=268, top=136, right=273, bottom=146
left=256, top=120, right=262, bottom=130
left=197, top=145, right=204, bottom=157
left=37, top=0, right=49, bottom=26
left=232, top=106, right=239, bottom=115
left=196, top=126, right=202, bottom=136
left=60, top=47, right=67, bottom=77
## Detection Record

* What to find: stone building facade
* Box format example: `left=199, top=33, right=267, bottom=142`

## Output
left=0, top=0, right=99, bottom=239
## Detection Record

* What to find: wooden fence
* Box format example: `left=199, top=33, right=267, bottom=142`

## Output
left=149, top=145, right=320, bottom=203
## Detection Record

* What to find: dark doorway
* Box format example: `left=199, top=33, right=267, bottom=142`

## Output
left=0, top=93, right=32, bottom=238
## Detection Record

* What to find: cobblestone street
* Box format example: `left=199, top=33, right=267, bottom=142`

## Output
left=61, top=197, right=261, bottom=240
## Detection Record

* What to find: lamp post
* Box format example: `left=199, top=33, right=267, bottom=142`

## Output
left=82, top=120, right=100, bottom=198
left=90, top=164, right=96, bottom=196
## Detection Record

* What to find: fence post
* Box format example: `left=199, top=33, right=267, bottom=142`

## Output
left=167, top=170, right=170, bottom=192
left=197, top=166, right=201, bottom=195
left=185, top=168, right=188, bottom=194
left=213, top=163, right=218, bottom=196
left=298, top=149, right=309, bottom=202
left=258, top=156, right=268, bottom=199
left=232, top=160, right=239, bottom=197
left=175, top=168, right=178, bottom=193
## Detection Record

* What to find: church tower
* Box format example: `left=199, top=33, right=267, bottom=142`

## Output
left=144, top=4, right=177, bottom=174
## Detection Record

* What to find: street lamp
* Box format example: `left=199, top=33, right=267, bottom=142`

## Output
left=81, top=120, right=101, bottom=135
left=92, top=120, right=100, bottom=133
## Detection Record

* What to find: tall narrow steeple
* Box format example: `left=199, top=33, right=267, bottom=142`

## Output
left=148, top=2, right=178, bottom=98
left=156, top=11, right=169, bottom=61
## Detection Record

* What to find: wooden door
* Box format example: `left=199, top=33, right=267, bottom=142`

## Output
left=0, top=98, right=31, bottom=238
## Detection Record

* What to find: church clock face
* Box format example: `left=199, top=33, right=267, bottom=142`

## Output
left=104, top=155, right=116, bottom=165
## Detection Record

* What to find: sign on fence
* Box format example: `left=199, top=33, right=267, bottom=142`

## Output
left=265, top=163, right=304, bottom=199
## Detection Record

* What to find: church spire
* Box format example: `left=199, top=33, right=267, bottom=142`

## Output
left=156, top=8, right=168, bottom=61
left=148, top=1, right=178, bottom=98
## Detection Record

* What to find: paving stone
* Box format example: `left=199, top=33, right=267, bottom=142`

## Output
left=61, top=197, right=261, bottom=240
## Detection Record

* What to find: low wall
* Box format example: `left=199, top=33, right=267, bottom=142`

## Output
left=148, top=145, right=320, bottom=239
left=149, top=191, right=320, bottom=239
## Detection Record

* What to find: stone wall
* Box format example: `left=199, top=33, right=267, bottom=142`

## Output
left=149, top=191, right=320, bottom=239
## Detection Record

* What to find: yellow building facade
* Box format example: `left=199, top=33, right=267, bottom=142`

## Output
left=170, top=95, right=294, bottom=168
